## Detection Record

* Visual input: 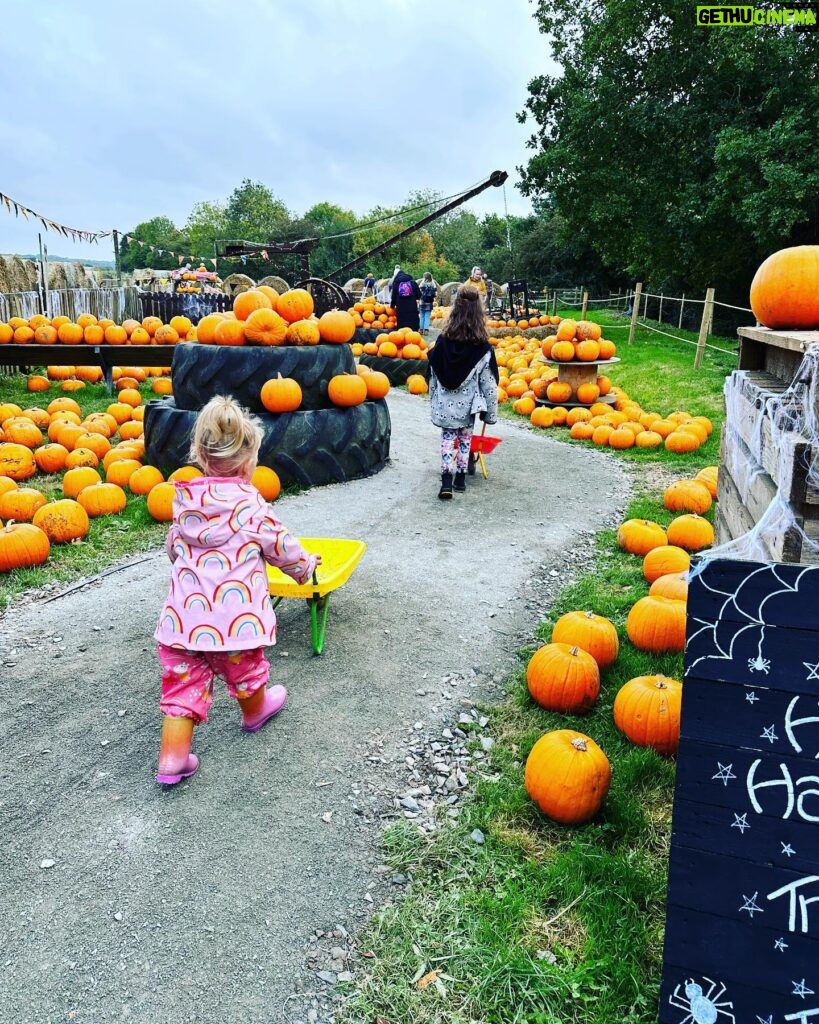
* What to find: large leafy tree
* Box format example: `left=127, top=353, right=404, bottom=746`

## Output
left=119, top=216, right=188, bottom=272
left=518, top=1, right=819, bottom=299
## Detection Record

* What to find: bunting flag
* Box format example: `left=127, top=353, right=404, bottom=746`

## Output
left=0, top=189, right=111, bottom=243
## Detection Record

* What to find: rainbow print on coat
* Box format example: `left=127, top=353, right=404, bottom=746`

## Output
left=228, top=612, right=267, bottom=640
left=154, top=477, right=317, bottom=652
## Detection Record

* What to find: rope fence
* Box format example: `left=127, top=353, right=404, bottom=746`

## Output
left=545, top=281, right=748, bottom=369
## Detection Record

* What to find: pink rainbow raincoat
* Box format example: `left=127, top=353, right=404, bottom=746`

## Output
left=154, top=477, right=317, bottom=653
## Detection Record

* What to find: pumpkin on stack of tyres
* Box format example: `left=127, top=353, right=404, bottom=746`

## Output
left=144, top=290, right=391, bottom=490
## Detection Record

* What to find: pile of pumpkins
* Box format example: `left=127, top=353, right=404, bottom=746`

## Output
left=0, top=388, right=286, bottom=573
left=495, top=331, right=713, bottom=452
left=350, top=327, right=429, bottom=361
left=195, top=288, right=356, bottom=348
left=259, top=365, right=392, bottom=413
left=347, top=296, right=398, bottom=333
left=31, top=365, right=172, bottom=396
left=487, top=312, right=557, bottom=331
left=0, top=287, right=359, bottom=352
left=523, top=465, right=718, bottom=826
left=540, top=318, right=618, bottom=363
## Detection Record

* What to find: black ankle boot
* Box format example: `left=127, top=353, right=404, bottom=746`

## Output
left=438, top=472, right=453, bottom=500
left=454, top=472, right=466, bottom=492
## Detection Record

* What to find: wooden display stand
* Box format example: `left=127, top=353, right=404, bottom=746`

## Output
left=535, top=356, right=620, bottom=408
left=716, top=327, right=819, bottom=563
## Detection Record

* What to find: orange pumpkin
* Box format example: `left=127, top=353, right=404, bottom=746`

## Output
left=277, top=289, right=314, bottom=324
left=524, top=729, right=611, bottom=824
left=526, top=643, right=600, bottom=714
left=32, top=499, right=90, bottom=544
left=613, top=675, right=682, bottom=756
left=551, top=610, right=619, bottom=669
left=0, top=521, right=50, bottom=571
left=146, top=481, right=175, bottom=522
left=234, top=289, right=273, bottom=321
left=327, top=374, right=367, bottom=407
left=318, top=309, right=356, bottom=344
left=251, top=466, right=281, bottom=502
left=260, top=376, right=302, bottom=413
left=750, top=245, right=819, bottom=330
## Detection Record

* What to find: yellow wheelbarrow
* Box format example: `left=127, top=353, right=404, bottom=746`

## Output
left=267, top=537, right=366, bottom=655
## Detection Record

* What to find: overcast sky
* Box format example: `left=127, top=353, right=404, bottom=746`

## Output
left=0, top=0, right=556, bottom=263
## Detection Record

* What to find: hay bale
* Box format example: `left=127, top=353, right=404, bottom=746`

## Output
left=223, top=273, right=256, bottom=298
left=48, top=263, right=69, bottom=290
left=488, top=324, right=557, bottom=341
left=6, top=255, right=35, bottom=292
left=258, top=275, right=289, bottom=294
left=441, top=281, right=462, bottom=306
left=0, top=256, right=10, bottom=294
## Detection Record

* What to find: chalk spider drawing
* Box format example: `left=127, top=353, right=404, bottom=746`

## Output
left=668, top=977, right=735, bottom=1024
left=748, top=655, right=771, bottom=674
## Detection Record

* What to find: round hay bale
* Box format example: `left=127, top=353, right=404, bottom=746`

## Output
left=488, top=324, right=557, bottom=341
left=222, top=273, right=256, bottom=298
left=0, top=256, right=10, bottom=294
left=7, top=255, right=36, bottom=292
left=48, top=263, right=69, bottom=290
left=441, top=281, right=461, bottom=306
left=257, top=275, right=290, bottom=295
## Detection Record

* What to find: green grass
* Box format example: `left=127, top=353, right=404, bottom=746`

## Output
left=0, top=373, right=168, bottom=609
left=338, top=323, right=728, bottom=1024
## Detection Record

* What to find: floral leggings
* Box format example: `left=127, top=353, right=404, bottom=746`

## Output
left=441, top=426, right=473, bottom=473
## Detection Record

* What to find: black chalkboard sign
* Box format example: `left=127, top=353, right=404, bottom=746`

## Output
left=660, top=558, right=819, bottom=1024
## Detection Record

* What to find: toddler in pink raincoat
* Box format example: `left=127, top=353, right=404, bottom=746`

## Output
left=154, top=395, right=319, bottom=785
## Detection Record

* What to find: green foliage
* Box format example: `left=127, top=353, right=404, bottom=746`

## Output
left=119, top=216, right=189, bottom=273
left=519, top=0, right=819, bottom=300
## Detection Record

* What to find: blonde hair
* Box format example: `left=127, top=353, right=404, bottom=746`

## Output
left=190, top=395, right=263, bottom=477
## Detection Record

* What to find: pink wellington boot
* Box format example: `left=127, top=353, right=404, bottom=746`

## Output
left=240, top=685, right=288, bottom=733
left=156, top=716, right=200, bottom=785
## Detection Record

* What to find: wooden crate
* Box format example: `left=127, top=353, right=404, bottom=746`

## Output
left=717, top=326, right=819, bottom=563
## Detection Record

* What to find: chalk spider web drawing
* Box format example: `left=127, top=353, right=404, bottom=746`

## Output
left=687, top=564, right=817, bottom=675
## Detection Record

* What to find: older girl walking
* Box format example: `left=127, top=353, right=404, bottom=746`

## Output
left=427, top=284, right=499, bottom=499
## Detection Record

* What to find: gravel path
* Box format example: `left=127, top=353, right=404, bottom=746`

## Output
left=0, top=391, right=629, bottom=1023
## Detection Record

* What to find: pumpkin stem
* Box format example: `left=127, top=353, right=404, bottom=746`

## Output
left=584, top=611, right=595, bottom=619
left=569, top=646, right=581, bottom=656
left=571, top=737, right=589, bottom=752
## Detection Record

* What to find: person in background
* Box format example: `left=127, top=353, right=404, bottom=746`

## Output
left=427, top=284, right=499, bottom=500
left=418, top=272, right=437, bottom=335
left=153, top=395, right=319, bottom=786
left=390, top=266, right=421, bottom=330
left=362, top=270, right=377, bottom=300
left=468, top=266, right=488, bottom=309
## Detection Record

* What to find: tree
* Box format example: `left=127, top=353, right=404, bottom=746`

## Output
left=519, top=1, right=819, bottom=299
left=119, top=216, right=187, bottom=272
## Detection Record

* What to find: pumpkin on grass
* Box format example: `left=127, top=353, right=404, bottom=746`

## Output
left=77, top=482, right=127, bottom=517
left=664, top=479, right=712, bottom=515
left=524, top=729, right=611, bottom=824
left=666, top=513, right=715, bottom=551
left=32, top=499, right=90, bottom=543
left=0, top=487, right=47, bottom=522
left=0, top=443, right=37, bottom=481
left=0, top=521, right=50, bottom=571
left=643, top=545, right=691, bottom=583
left=626, top=595, right=687, bottom=653
left=63, top=466, right=102, bottom=499
left=617, top=519, right=667, bottom=556
left=146, top=481, right=175, bottom=522
left=649, top=571, right=689, bottom=602
left=551, top=610, right=619, bottom=669
left=526, top=642, right=600, bottom=714
left=613, top=675, right=682, bottom=756
left=128, top=465, right=164, bottom=495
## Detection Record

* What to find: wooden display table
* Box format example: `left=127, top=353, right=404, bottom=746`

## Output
left=0, top=343, right=174, bottom=392
left=535, top=356, right=619, bottom=408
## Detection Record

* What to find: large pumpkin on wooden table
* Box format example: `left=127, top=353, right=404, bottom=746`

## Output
left=524, top=729, right=611, bottom=824
left=750, top=246, right=819, bottom=330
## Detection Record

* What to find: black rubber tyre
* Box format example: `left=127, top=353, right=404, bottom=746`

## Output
left=171, top=343, right=355, bottom=414
left=359, top=354, right=428, bottom=385
left=144, top=398, right=391, bottom=488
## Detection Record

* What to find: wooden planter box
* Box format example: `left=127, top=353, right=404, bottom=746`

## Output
left=716, top=327, right=819, bottom=563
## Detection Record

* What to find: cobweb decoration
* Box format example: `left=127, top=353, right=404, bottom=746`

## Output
left=691, top=341, right=819, bottom=575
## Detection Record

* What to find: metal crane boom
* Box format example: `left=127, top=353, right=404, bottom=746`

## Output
left=326, top=170, right=508, bottom=282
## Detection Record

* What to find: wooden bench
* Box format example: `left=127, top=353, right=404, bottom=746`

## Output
left=0, top=344, right=174, bottom=392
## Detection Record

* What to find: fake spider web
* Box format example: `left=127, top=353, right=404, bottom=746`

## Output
left=696, top=341, right=819, bottom=566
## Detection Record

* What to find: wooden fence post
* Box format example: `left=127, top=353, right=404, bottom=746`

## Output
left=551, top=291, right=558, bottom=316
left=659, top=292, right=664, bottom=324
left=694, top=287, right=716, bottom=369
left=628, top=283, right=642, bottom=344
left=580, top=289, right=588, bottom=319
left=678, top=293, right=685, bottom=329
left=113, top=229, right=122, bottom=287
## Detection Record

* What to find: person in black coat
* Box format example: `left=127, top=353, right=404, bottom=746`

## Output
left=390, top=267, right=421, bottom=330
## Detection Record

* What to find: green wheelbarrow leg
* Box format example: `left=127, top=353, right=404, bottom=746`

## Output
left=309, top=595, right=331, bottom=655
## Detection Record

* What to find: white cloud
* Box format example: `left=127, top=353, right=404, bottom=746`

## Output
left=0, top=0, right=556, bottom=262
